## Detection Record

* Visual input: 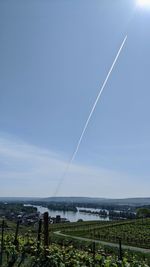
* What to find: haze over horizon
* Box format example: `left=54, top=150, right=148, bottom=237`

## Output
left=0, top=0, right=150, bottom=198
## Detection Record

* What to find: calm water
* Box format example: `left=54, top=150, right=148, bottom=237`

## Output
left=27, top=205, right=109, bottom=222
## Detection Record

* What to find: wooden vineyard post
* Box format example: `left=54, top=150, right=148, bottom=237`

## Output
left=37, top=219, right=42, bottom=250
left=92, top=241, right=96, bottom=267
left=118, top=238, right=122, bottom=261
left=43, top=212, right=49, bottom=247
left=0, top=220, right=5, bottom=266
left=14, top=220, right=20, bottom=250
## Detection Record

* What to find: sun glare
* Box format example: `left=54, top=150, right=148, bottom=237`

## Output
left=137, top=0, right=150, bottom=7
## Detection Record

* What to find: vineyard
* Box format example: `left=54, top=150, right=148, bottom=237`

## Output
left=0, top=215, right=150, bottom=266
left=59, top=218, right=150, bottom=249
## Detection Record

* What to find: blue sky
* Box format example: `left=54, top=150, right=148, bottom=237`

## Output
left=0, top=0, right=150, bottom=197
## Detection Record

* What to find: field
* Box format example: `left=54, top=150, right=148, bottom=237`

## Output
left=56, top=219, right=150, bottom=249
left=0, top=218, right=150, bottom=266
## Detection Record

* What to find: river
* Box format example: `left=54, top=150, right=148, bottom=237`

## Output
left=26, top=205, right=109, bottom=222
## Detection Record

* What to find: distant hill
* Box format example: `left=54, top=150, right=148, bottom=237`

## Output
left=42, top=197, right=106, bottom=203
left=0, top=197, right=41, bottom=202
left=42, top=197, right=150, bottom=206
left=0, top=196, right=150, bottom=206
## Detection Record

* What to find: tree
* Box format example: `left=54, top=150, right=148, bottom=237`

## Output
left=136, top=208, right=150, bottom=218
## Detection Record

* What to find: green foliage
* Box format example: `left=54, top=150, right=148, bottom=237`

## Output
left=0, top=203, right=36, bottom=213
left=47, top=203, right=77, bottom=212
left=0, top=231, right=149, bottom=266
left=136, top=208, right=150, bottom=218
left=0, top=219, right=150, bottom=266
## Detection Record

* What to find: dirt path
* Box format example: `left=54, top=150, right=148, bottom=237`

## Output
left=54, top=231, right=150, bottom=254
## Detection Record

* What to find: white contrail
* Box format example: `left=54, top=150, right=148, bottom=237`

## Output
left=54, top=35, right=127, bottom=196
left=71, top=35, right=127, bottom=162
